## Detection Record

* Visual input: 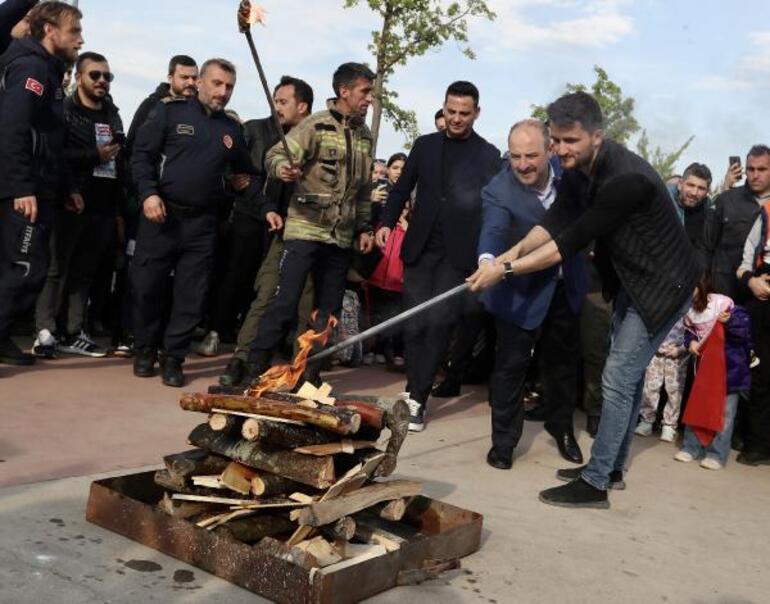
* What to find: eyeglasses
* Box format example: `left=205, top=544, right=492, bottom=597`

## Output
left=88, top=70, right=114, bottom=83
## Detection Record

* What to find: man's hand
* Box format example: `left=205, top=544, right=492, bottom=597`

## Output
left=143, top=195, right=167, bottom=224
left=467, top=260, right=505, bottom=292
left=277, top=163, right=301, bottom=183
left=265, top=211, right=283, bottom=232
left=375, top=226, right=391, bottom=249
left=229, top=173, right=251, bottom=192
left=97, top=143, right=121, bottom=164
left=13, top=195, right=38, bottom=223
left=358, top=232, right=375, bottom=254
left=749, top=274, right=770, bottom=301
left=498, top=243, right=522, bottom=265
left=724, top=162, right=743, bottom=189
left=65, top=193, right=85, bottom=214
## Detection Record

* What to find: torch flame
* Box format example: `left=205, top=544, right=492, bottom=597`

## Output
left=246, top=312, right=338, bottom=398
left=246, top=1, right=267, bottom=25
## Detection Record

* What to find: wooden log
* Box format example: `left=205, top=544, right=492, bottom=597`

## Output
left=251, top=473, right=306, bottom=498
left=209, top=413, right=240, bottom=432
left=154, top=470, right=230, bottom=498
left=188, top=424, right=336, bottom=489
left=163, top=449, right=231, bottom=479
left=375, top=498, right=408, bottom=522
left=157, top=493, right=213, bottom=520
left=180, top=393, right=361, bottom=435
left=214, top=515, right=295, bottom=543
left=241, top=417, right=338, bottom=448
left=293, top=440, right=378, bottom=457
left=260, top=391, right=385, bottom=429
left=297, top=480, right=422, bottom=527
left=220, top=462, right=257, bottom=495
left=370, top=398, right=410, bottom=477
left=293, top=536, right=343, bottom=568
left=191, top=475, right=224, bottom=489
left=353, top=517, right=405, bottom=553
left=321, top=516, right=356, bottom=541
left=173, top=493, right=308, bottom=508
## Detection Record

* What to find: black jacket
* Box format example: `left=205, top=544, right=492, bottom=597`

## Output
left=382, top=130, right=501, bottom=272
left=131, top=95, right=263, bottom=210
left=699, top=185, right=762, bottom=301
left=541, top=139, right=699, bottom=334
left=63, top=91, right=126, bottom=215
left=0, top=0, right=35, bottom=55
left=125, top=82, right=171, bottom=161
left=236, top=117, right=280, bottom=219
left=0, top=36, right=67, bottom=200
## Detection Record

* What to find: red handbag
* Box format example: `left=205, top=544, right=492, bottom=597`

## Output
left=367, top=225, right=405, bottom=292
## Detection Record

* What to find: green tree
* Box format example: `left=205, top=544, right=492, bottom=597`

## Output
left=344, top=0, right=495, bottom=154
left=531, top=66, right=693, bottom=178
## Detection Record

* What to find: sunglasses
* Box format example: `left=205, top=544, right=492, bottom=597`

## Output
left=88, top=70, right=114, bottom=83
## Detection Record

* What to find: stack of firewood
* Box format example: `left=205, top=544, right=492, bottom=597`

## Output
left=155, top=383, right=416, bottom=569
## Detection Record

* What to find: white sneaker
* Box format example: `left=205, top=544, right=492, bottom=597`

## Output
left=674, top=450, right=695, bottom=463
left=362, top=352, right=375, bottom=366
left=634, top=421, right=653, bottom=436
left=700, top=457, right=723, bottom=471
left=32, top=329, right=57, bottom=358
left=399, top=392, right=425, bottom=432
left=392, top=356, right=405, bottom=367
left=196, top=331, right=220, bottom=357
left=660, top=425, right=677, bottom=443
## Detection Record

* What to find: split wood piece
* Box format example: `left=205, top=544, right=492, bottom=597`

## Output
left=157, top=493, right=214, bottom=520
left=163, top=449, right=231, bottom=479
left=180, top=392, right=361, bottom=435
left=191, top=475, right=224, bottom=489
left=241, top=417, right=338, bottom=448
left=352, top=517, right=406, bottom=553
left=375, top=497, right=409, bottom=522
left=153, top=470, right=228, bottom=498
left=215, top=409, right=304, bottom=425
left=220, top=462, right=257, bottom=495
left=255, top=537, right=318, bottom=570
left=296, top=382, right=335, bottom=406
left=208, top=413, right=241, bottom=432
left=317, top=545, right=388, bottom=574
left=293, top=440, right=378, bottom=457
left=288, top=492, right=316, bottom=504
left=370, top=398, right=410, bottom=477
left=261, top=391, right=385, bottom=430
left=173, top=493, right=309, bottom=508
left=321, top=516, right=356, bottom=541
left=188, top=424, right=335, bottom=489
left=214, top=515, right=296, bottom=543
left=292, top=536, right=343, bottom=568
left=252, top=473, right=306, bottom=498
left=297, top=480, right=422, bottom=527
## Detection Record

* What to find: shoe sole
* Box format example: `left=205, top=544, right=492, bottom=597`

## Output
left=58, top=348, right=107, bottom=358
left=555, top=474, right=626, bottom=491
left=538, top=493, right=610, bottom=509
left=408, top=423, right=425, bottom=432
left=133, top=369, right=155, bottom=378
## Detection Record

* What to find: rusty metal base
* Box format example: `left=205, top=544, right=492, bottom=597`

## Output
left=86, top=471, right=483, bottom=603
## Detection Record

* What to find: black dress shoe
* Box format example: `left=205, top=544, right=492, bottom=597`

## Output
left=547, top=428, right=584, bottom=464
left=0, top=338, right=35, bottom=366
left=431, top=378, right=461, bottom=398
left=539, top=477, right=609, bottom=509
left=556, top=465, right=626, bottom=490
left=736, top=449, right=770, bottom=466
left=219, top=357, right=246, bottom=387
left=133, top=347, right=156, bottom=377
left=586, top=415, right=600, bottom=438
left=161, top=356, right=184, bottom=388
left=486, top=447, right=513, bottom=470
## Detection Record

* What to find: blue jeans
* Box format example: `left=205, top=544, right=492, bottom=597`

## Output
left=582, top=293, right=690, bottom=490
left=680, top=393, right=739, bottom=466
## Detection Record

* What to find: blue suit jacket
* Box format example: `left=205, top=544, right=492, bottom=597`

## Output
left=478, top=164, right=586, bottom=329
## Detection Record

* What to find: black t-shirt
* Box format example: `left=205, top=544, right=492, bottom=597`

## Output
left=428, top=135, right=470, bottom=252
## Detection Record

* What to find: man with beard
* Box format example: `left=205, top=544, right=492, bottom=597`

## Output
left=670, top=162, right=712, bottom=250
left=130, top=58, right=264, bottom=387
left=31, top=51, right=124, bottom=359
left=468, top=92, right=698, bottom=508
left=0, top=1, right=83, bottom=366
left=217, top=76, right=316, bottom=386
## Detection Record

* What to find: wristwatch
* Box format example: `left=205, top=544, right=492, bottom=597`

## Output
left=502, top=261, right=515, bottom=279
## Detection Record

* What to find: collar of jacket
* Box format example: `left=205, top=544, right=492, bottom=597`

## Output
left=1, top=36, right=66, bottom=78
left=190, top=95, right=226, bottom=119
left=325, top=98, right=365, bottom=129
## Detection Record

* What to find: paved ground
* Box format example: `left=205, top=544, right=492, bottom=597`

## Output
left=1, top=350, right=769, bottom=603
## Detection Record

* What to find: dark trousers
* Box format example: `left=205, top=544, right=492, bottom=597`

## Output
left=35, top=208, right=116, bottom=336
left=746, top=299, right=770, bottom=453
left=250, top=239, right=351, bottom=355
left=131, top=212, right=217, bottom=359
left=0, top=198, right=53, bottom=340
left=443, top=302, right=494, bottom=382
left=402, top=246, right=468, bottom=404
left=490, top=283, right=580, bottom=452
left=210, top=212, right=266, bottom=335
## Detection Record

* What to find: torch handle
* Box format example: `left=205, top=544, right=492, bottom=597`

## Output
left=308, top=282, right=472, bottom=364
left=243, top=30, right=294, bottom=163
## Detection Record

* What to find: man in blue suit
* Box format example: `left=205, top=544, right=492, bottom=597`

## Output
left=479, top=119, right=586, bottom=469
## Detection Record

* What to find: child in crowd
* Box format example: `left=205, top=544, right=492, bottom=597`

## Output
left=675, top=276, right=751, bottom=470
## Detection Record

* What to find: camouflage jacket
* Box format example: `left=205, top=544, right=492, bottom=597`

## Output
left=265, top=99, right=373, bottom=249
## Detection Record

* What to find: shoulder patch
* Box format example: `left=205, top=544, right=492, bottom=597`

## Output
left=176, top=124, right=195, bottom=136
left=25, top=77, right=44, bottom=96
left=314, top=123, right=337, bottom=132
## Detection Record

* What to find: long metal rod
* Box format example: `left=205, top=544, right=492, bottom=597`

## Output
left=308, top=283, right=471, bottom=364
left=242, top=29, right=293, bottom=162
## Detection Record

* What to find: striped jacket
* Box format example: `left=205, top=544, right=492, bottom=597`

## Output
left=541, top=139, right=699, bottom=334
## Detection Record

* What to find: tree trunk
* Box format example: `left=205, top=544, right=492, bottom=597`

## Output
left=188, top=424, right=336, bottom=489
left=369, top=6, right=393, bottom=156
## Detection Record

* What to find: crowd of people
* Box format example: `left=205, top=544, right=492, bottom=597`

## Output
left=2, top=1, right=769, bottom=510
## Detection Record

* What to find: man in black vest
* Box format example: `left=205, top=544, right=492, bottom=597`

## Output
left=469, top=92, right=698, bottom=508
left=376, top=80, right=500, bottom=432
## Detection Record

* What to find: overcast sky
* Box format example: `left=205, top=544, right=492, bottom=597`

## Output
left=77, top=0, right=770, bottom=179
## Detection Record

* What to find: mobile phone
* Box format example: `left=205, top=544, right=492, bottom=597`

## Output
left=729, top=155, right=741, bottom=170
left=376, top=176, right=389, bottom=189
left=112, top=132, right=126, bottom=146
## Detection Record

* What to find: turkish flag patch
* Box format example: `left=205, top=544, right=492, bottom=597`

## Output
left=222, top=134, right=233, bottom=150
left=25, top=78, right=44, bottom=96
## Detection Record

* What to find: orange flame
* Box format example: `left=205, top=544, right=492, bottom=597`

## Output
left=246, top=312, right=338, bottom=398
left=246, top=1, right=267, bottom=25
